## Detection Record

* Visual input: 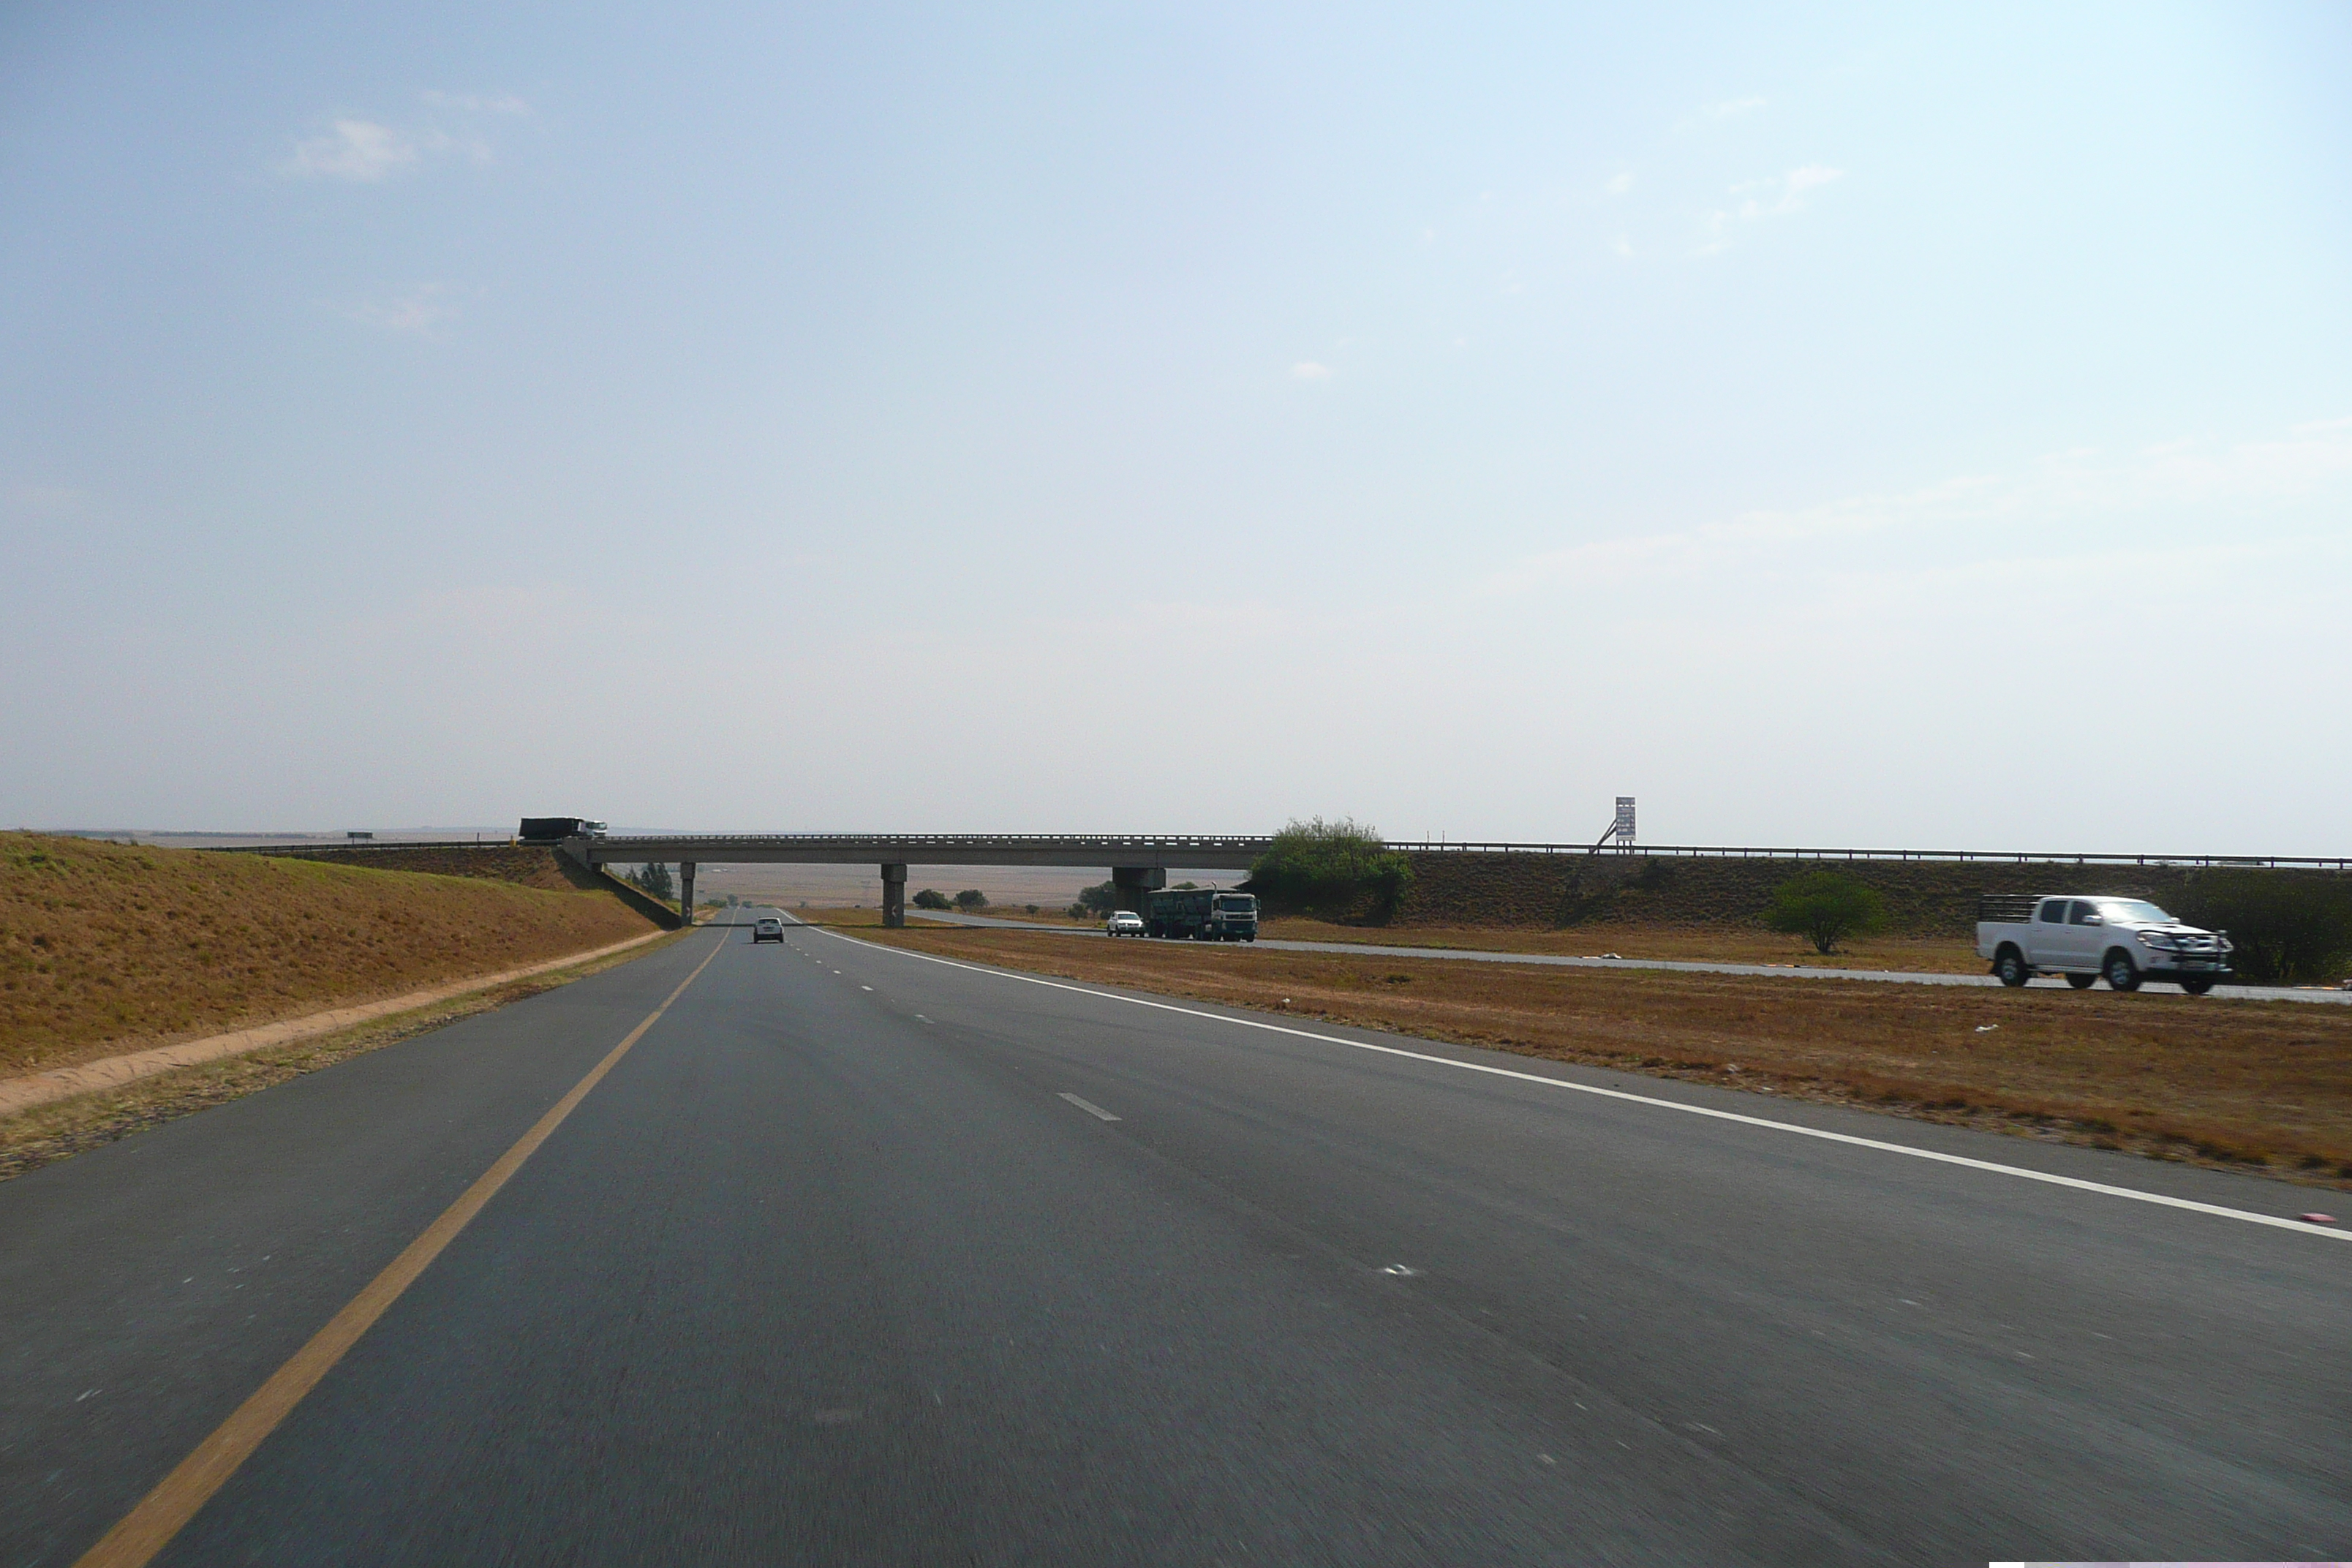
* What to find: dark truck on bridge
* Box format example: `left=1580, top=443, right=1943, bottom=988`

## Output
left=1146, top=889, right=1259, bottom=941
left=519, top=817, right=608, bottom=843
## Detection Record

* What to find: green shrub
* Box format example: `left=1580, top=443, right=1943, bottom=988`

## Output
left=953, top=889, right=987, bottom=910
left=1763, top=870, right=1885, bottom=954
left=1074, top=881, right=1119, bottom=916
left=2174, top=871, right=2352, bottom=984
left=912, top=889, right=951, bottom=910
left=1247, top=817, right=1413, bottom=922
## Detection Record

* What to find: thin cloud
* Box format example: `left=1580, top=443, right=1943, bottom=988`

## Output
left=1729, top=164, right=1844, bottom=217
left=284, top=121, right=417, bottom=181
left=1604, top=171, right=1634, bottom=196
left=1708, top=97, right=1768, bottom=118
left=1477, top=415, right=2352, bottom=597
left=349, top=285, right=463, bottom=334
left=282, top=104, right=505, bottom=182
left=1696, top=165, right=1846, bottom=252
left=421, top=90, right=529, bottom=115
left=1291, top=361, right=1333, bottom=380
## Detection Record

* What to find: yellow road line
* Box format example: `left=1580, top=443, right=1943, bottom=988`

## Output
left=74, top=932, right=730, bottom=1568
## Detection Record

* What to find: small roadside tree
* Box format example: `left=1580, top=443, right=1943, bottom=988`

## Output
left=954, top=889, right=988, bottom=910
left=1247, top=817, right=1412, bottom=923
left=1763, top=870, right=1885, bottom=954
left=912, top=889, right=951, bottom=910
left=1075, top=881, right=1120, bottom=916
left=626, top=862, right=676, bottom=901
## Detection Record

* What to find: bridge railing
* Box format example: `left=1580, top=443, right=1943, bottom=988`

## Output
left=212, top=835, right=2352, bottom=872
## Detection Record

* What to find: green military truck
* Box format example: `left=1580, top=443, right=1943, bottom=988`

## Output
left=1145, top=888, right=1259, bottom=941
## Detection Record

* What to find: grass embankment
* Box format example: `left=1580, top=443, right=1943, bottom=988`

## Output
left=0, top=933, right=680, bottom=1181
left=810, top=913, right=2352, bottom=1189
left=1, top=834, right=658, bottom=1079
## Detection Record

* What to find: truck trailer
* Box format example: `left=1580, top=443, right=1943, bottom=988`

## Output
left=1146, top=888, right=1259, bottom=941
left=518, top=817, right=608, bottom=844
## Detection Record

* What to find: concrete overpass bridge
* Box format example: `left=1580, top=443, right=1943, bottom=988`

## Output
left=564, top=834, right=1269, bottom=927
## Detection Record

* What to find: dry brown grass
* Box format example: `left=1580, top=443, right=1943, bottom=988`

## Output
left=1, top=834, right=659, bottom=1077
left=847, top=923, right=2352, bottom=1188
left=0, top=930, right=687, bottom=1181
left=896, top=905, right=1987, bottom=969
left=1257, top=918, right=1986, bottom=973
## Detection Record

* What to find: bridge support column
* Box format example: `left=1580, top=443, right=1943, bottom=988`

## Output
left=679, top=862, right=696, bottom=924
left=881, top=863, right=907, bottom=928
left=1111, top=866, right=1165, bottom=916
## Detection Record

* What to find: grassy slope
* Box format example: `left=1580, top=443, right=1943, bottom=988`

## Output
left=1395, top=849, right=2352, bottom=932
left=1, top=834, right=656, bottom=1077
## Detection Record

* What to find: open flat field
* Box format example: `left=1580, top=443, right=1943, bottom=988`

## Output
left=801, top=910, right=2352, bottom=1188
left=0, top=834, right=658, bottom=1077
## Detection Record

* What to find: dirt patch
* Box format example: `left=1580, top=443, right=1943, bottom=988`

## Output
left=842, top=922, right=2352, bottom=1191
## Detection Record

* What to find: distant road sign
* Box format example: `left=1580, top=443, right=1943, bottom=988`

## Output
left=1614, top=797, right=1635, bottom=848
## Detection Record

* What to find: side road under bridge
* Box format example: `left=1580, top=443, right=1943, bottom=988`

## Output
left=562, top=834, right=1267, bottom=927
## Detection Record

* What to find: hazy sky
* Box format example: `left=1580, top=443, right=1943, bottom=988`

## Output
left=4, top=1, right=2348, bottom=851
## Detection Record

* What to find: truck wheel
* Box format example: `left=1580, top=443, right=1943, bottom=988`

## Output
left=1994, top=946, right=2029, bottom=987
left=2102, top=949, right=2142, bottom=992
left=2179, top=977, right=2216, bottom=996
left=2065, top=972, right=2097, bottom=990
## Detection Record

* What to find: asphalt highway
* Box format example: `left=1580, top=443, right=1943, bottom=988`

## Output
left=2, top=913, right=2345, bottom=1565
left=912, top=908, right=2352, bottom=1003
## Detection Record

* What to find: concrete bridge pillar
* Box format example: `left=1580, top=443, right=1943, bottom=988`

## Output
left=881, top=863, right=908, bottom=928
left=679, top=862, right=696, bottom=925
left=1111, top=866, right=1165, bottom=916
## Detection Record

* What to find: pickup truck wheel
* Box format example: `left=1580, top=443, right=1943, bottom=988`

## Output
left=1993, top=946, right=2030, bottom=987
left=2065, top=972, right=2097, bottom=990
left=2179, top=976, right=2217, bottom=996
left=2102, top=949, right=2142, bottom=992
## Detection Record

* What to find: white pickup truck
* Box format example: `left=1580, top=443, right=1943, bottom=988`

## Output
left=1975, top=895, right=2234, bottom=994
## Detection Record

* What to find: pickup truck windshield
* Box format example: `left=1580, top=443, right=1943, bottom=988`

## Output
left=2096, top=900, right=2174, bottom=924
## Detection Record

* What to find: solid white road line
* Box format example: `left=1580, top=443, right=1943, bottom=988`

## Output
left=1058, top=1093, right=1121, bottom=1122
left=817, top=930, right=2350, bottom=1244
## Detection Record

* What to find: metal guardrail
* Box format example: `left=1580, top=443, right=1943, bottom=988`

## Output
left=222, top=840, right=519, bottom=855
left=212, top=834, right=2352, bottom=871
left=586, top=833, right=1275, bottom=854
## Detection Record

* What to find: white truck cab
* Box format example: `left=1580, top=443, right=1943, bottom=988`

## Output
left=1975, top=895, right=2232, bottom=994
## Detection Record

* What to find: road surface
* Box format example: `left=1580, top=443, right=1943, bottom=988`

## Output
left=911, top=908, right=2352, bottom=1003
left=2, top=913, right=2344, bottom=1565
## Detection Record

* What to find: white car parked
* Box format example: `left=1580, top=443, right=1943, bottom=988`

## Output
left=1975, top=895, right=2232, bottom=993
left=1105, top=911, right=1145, bottom=937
